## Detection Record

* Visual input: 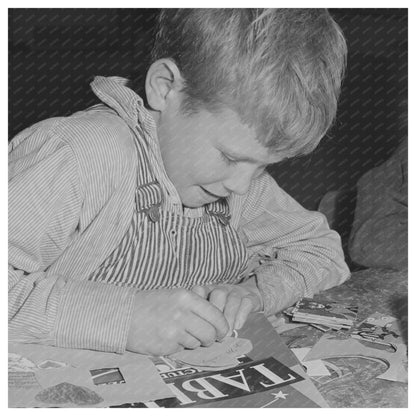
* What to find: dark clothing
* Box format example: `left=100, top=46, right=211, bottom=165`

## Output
left=349, top=140, right=408, bottom=270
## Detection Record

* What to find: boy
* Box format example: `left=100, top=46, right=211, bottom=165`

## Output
left=9, top=9, right=349, bottom=356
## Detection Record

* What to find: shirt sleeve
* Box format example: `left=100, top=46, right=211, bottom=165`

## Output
left=8, top=120, right=137, bottom=353
left=238, top=173, right=350, bottom=315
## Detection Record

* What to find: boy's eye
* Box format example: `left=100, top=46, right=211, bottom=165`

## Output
left=220, top=152, right=238, bottom=166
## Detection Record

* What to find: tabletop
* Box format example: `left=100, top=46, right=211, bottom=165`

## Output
left=9, top=268, right=408, bottom=408
left=274, top=268, right=408, bottom=408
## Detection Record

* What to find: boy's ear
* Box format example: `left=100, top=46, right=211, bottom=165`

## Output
left=145, top=59, right=183, bottom=112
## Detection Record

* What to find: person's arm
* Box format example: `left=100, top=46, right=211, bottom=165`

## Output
left=9, top=117, right=229, bottom=355
left=8, top=120, right=137, bottom=353
left=239, top=173, right=350, bottom=315
left=192, top=173, right=350, bottom=327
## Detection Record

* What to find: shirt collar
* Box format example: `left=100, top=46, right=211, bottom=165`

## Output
left=90, top=76, right=157, bottom=139
left=90, top=76, right=184, bottom=206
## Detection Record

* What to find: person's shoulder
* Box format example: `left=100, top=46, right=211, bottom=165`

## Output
left=53, top=105, right=136, bottom=160
left=229, top=171, right=290, bottom=223
left=243, top=171, right=296, bottom=207
left=51, top=106, right=138, bottom=191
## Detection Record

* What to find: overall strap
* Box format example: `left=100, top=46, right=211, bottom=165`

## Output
left=204, top=198, right=232, bottom=226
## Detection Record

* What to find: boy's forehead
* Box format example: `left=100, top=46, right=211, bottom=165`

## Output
left=178, top=104, right=283, bottom=166
left=207, top=108, right=284, bottom=164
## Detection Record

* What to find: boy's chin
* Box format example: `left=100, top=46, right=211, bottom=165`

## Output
left=181, top=199, right=206, bottom=209
left=180, top=185, right=227, bottom=208
left=179, top=187, right=212, bottom=209
left=180, top=196, right=212, bottom=209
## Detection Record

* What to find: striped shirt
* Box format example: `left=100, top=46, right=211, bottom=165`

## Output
left=8, top=76, right=350, bottom=353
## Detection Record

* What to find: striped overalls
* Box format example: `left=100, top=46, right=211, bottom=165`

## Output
left=89, top=87, right=249, bottom=290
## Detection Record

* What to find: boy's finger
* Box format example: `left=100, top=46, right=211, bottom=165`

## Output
left=208, top=288, right=228, bottom=312
left=191, top=285, right=208, bottom=298
left=179, top=332, right=202, bottom=350
left=185, top=313, right=218, bottom=347
left=223, top=293, right=242, bottom=332
left=234, top=297, right=254, bottom=330
left=190, top=294, right=229, bottom=339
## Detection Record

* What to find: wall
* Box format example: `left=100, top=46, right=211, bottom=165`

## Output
left=268, top=9, right=407, bottom=210
left=9, top=9, right=158, bottom=137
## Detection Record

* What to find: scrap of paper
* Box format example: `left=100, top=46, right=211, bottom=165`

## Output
left=8, top=343, right=174, bottom=407
left=351, top=312, right=405, bottom=347
left=310, top=323, right=333, bottom=332
left=286, top=298, right=358, bottom=332
left=141, top=357, right=305, bottom=408
left=9, top=371, right=41, bottom=390
left=168, top=337, right=253, bottom=370
left=304, top=336, right=408, bottom=383
left=288, top=364, right=330, bottom=408
left=268, top=314, right=307, bottom=334
left=293, top=298, right=358, bottom=323
left=35, top=382, right=104, bottom=406
left=9, top=353, right=37, bottom=372
left=291, top=348, right=330, bottom=377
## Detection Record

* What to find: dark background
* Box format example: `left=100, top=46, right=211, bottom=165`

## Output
left=9, top=8, right=407, bottom=248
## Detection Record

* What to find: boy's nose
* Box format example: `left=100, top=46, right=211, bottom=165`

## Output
left=223, top=168, right=255, bottom=196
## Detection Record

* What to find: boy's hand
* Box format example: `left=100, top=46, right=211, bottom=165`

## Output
left=192, top=278, right=263, bottom=333
left=126, top=288, right=229, bottom=356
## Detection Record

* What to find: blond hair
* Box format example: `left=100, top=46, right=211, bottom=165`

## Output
left=152, top=9, right=347, bottom=158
